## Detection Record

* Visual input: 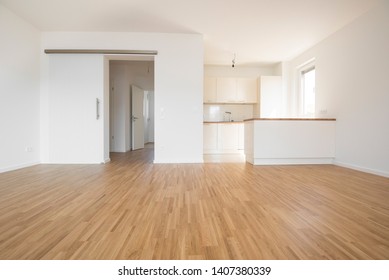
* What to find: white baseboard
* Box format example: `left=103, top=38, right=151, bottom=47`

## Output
left=0, top=161, right=40, bottom=173
left=203, top=154, right=246, bottom=163
left=103, top=158, right=111, bottom=163
left=334, top=160, right=389, bottom=178
left=250, top=158, right=334, bottom=165
left=153, top=158, right=204, bottom=164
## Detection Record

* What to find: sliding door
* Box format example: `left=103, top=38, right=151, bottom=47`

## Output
left=48, top=54, right=104, bottom=163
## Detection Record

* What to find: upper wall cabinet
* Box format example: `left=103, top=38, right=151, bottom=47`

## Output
left=236, top=78, right=258, bottom=103
left=204, top=77, right=258, bottom=104
left=216, top=78, right=237, bottom=103
left=204, top=77, right=217, bottom=103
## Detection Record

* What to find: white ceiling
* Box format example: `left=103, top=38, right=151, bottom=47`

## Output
left=0, top=0, right=380, bottom=65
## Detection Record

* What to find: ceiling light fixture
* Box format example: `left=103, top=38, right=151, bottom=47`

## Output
left=232, top=53, right=236, bottom=68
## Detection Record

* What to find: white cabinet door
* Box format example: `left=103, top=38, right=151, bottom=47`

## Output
left=258, top=76, right=282, bottom=118
left=216, top=77, right=236, bottom=103
left=238, top=123, right=244, bottom=150
left=204, top=75, right=260, bottom=104
left=218, top=123, right=239, bottom=152
left=236, top=78, right=257, bottom=103
left=204, top=123, right=243, bottom=154
left=203, top=124, right=218, bottom=153
left=204, top=77, right=217, bottom=103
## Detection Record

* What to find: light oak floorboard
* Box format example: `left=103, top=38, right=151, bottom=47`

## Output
left=0, top=147, right=388, bottom=259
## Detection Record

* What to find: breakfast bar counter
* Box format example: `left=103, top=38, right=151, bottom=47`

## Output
left=244, top=118, right=336, bottom=165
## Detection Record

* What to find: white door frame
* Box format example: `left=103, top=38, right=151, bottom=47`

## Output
left=105, top=55, right=155, bottom=158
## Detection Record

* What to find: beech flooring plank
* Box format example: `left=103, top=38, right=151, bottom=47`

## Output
left=0, top=146, right=388, bottom=259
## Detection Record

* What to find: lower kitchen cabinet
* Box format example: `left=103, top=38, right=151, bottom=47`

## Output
left=203, top=123, right=218, bottom=152
left=238, top=123, right=244, bottom=150
left=218, top=123, right=239, bottom=152
left=203, top=123, right=244, bottom=154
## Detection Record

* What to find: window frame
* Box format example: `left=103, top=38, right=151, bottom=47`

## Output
left=296, top=59, right=316, bottom=117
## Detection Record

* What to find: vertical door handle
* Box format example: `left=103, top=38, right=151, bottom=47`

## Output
left=96, top=98, right=100, bottom=120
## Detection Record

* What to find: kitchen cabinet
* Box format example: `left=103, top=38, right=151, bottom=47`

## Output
left=203, top=123, right=218, bottom=152
left=204, top=77, right=217, bottom=103
left=238, top=123, right=244, bottom=150
left=236, top=78, right=258, bottom=103
left=203, top=123, right=244, bottom=154
left=204, top=77, right=258, bottom=104
left=216, top=78, right=237, bottom=103
left=253, top=76, right=282, bottom=117
left=218, top=123, right=239, bottom=151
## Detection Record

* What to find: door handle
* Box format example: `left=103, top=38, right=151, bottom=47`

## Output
left=132, top=116, right=138, bottom=121
left=96, top=98, right=100, bottom=120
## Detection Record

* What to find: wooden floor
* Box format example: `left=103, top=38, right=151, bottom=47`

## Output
left=0, top=146, right=388, bottom=260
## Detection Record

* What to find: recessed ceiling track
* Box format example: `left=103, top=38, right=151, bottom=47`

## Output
left=44, top=49, right=158, bottom=55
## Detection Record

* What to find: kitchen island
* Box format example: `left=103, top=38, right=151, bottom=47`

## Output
left=244, top=118, right=336, bottom=165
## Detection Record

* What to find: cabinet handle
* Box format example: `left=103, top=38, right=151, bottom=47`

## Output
left=96, top=98, right=100, bottom=120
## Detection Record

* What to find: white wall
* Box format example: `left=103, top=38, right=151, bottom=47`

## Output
left=203, top=104, right=253, bottom=122
left=111, top=60, right=154, bottom=91
left=0, top=4, right=40, bottom=172
left=285, top=1, right=389, bottom=177
left=41, top=32, right=203, bottom=163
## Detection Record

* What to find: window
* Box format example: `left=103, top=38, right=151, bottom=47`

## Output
left=300, top=65, right=315, bottom=117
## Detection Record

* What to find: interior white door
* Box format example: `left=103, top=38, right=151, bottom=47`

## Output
left=48, top=54, right=104, bottom=163
left=131, top=85, right=145, bottom=150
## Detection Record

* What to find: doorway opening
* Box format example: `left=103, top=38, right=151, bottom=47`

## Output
left=108, top=58, right=155, bottom=161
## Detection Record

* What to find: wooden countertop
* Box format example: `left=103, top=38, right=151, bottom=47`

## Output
left=244, top=118, right=336, bottom=121
left=203, top=121, right=245, bottom=124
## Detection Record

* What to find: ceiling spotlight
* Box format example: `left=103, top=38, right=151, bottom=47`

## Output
left=232, top=53, right=236, bottom=68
